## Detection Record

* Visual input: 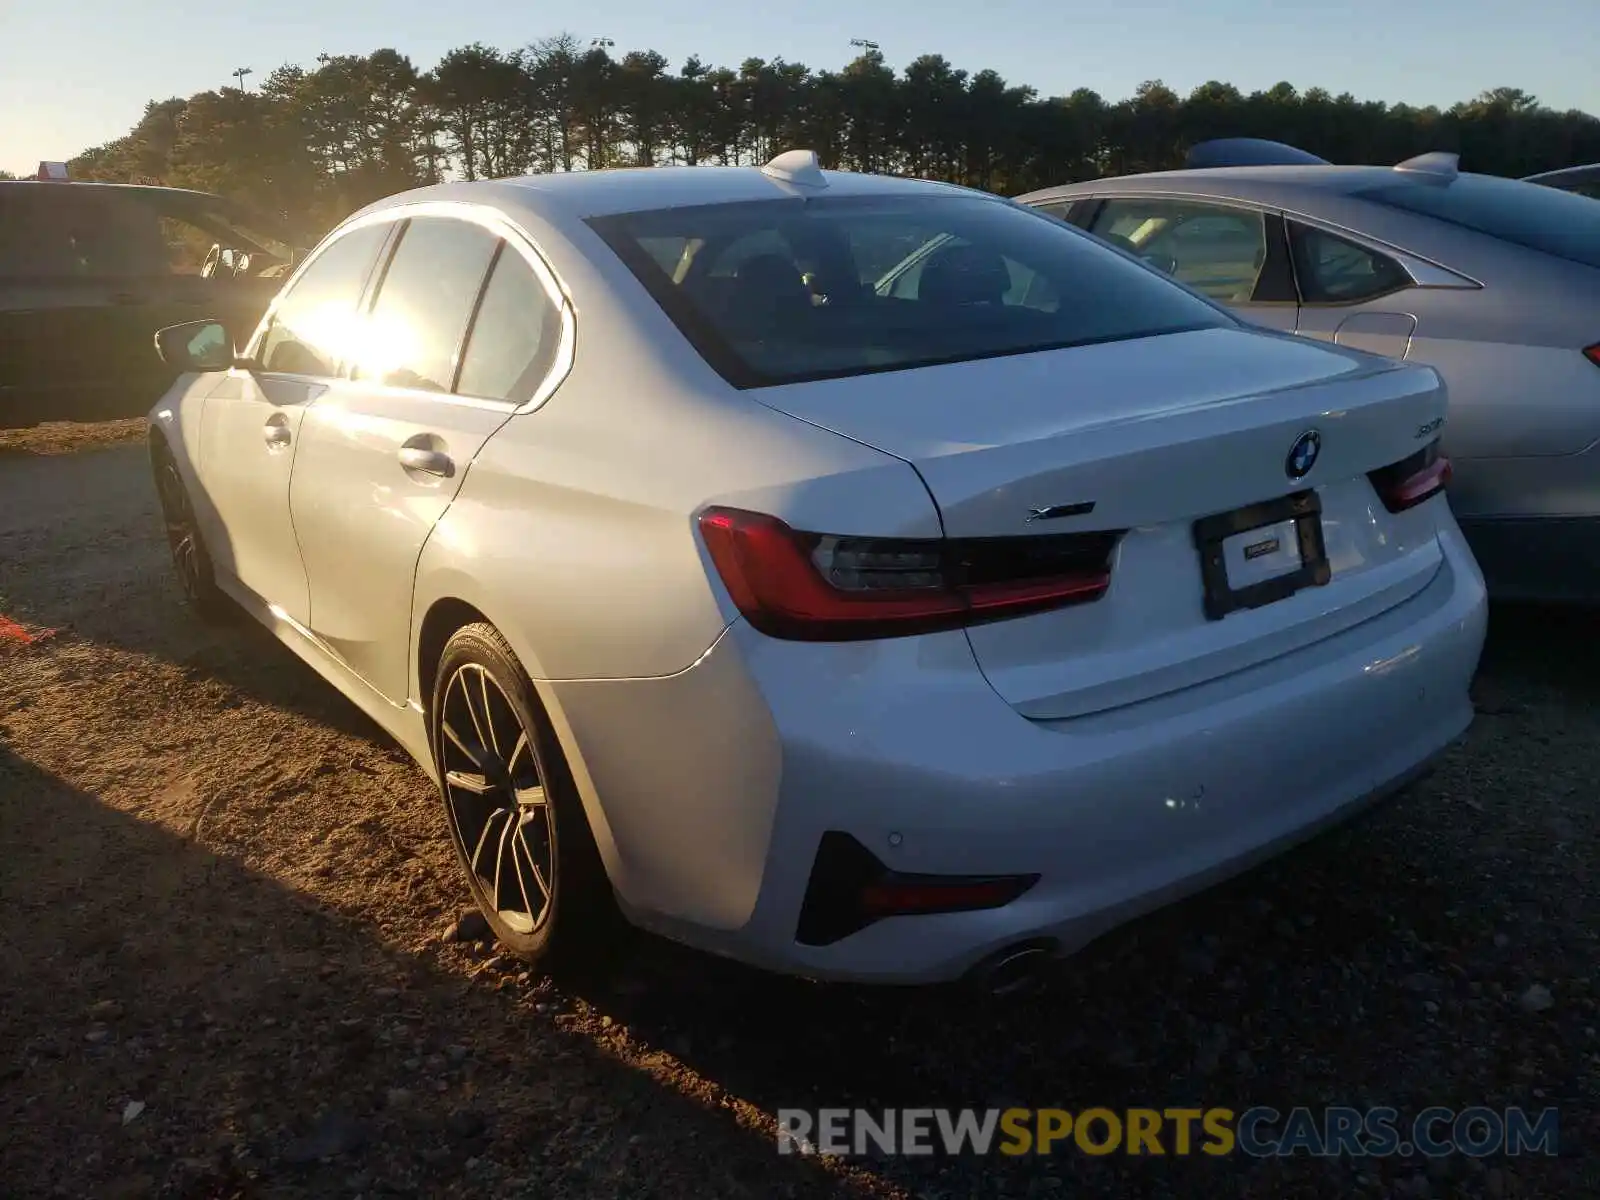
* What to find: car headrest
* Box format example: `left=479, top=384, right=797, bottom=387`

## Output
left=918, top=243, right=1011, bottom=306
left=730, top=253, right=813, bottom=319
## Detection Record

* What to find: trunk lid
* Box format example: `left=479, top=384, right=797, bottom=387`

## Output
left=749, top=326, right=1452, bottom=718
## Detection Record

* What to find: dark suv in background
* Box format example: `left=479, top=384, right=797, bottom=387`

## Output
left=0, top=176, right=303, bottom=428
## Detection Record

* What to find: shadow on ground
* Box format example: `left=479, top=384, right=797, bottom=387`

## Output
left=0, top=746, right=889, bottom=1200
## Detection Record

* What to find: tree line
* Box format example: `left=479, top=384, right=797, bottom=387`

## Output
left=62, top=36, right=1600, bottom=237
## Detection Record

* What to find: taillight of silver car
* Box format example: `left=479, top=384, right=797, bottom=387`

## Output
left=698, top=507, right=1122, bottom=641
left=1367, top=438, right=1453, bottom=514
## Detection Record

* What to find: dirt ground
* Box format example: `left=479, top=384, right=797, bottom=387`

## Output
left=1, top=423, right=1597, bottom=1199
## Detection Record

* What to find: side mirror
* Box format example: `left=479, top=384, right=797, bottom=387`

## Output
left=154, top=320, right=241, bottom=372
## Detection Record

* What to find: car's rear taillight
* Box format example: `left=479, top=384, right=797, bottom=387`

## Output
left=1583, top=343, right=1600, bottom=368
left=697, top=507, right=1120, bottom=641
left=1368, top=438, right=1452, bottom=514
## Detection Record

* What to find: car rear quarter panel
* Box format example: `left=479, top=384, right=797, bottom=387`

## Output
left=406, top=237, right=945, bottom=927
left=410, top=367, right=942, bottom=686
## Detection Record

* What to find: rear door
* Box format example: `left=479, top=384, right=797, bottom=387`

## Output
left=0, top=185, right=149, bottom=424
left=287, top=211, right=567, bottom=704
left=88, top=189, right=219, bottom=413
left=1283, top=219, right=1418, bottom=359
left=1081, top=195, right=1300, bottom=333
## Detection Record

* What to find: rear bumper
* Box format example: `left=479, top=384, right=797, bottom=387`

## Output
left=552, top=523, right=1488, bottom=985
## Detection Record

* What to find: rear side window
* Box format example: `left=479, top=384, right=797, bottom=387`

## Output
left=1355, top=175, right=1600, bottom=269
left=0, top=189, right=160, bottom=279
left=355, top=217, right=500, bottom=392
left=1288, top=223, right=1411, bottom=304
left=587, top=194, right=1229, bottom=388
left=0, top=191, right=64, bottom=277
left=454, top=247, right=563, bottom=402
left=258, top=222, right=391, bottom=377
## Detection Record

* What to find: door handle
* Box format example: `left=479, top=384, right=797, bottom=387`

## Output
left=398, top=446, right=454, bottom=478
left=264, top=423, right=291, bottom=447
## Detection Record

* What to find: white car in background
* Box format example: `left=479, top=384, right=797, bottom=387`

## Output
left=146, top=151, right=1487, bottom=990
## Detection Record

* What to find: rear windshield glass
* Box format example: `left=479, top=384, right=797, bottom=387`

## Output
left=587, top=194, right=1231, bottom=388
left=1355, top=174, right=1600, bottom=269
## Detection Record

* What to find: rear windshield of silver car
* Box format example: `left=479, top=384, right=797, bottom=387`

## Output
left=586, top=194, right=1232, bottom=388
left=1355, top=174, right=1600, bottom=270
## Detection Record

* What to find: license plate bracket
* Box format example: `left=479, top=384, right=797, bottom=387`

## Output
left=1193, top=490, right=1332, bottom=620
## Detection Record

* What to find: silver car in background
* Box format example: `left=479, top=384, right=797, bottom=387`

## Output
left=1018, top=142, right=1600, bottom=603
left=1524, top=163, right=1600, bottom=199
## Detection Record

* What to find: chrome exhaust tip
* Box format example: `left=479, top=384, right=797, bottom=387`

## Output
left=966, top=939, right=1057, bottom=996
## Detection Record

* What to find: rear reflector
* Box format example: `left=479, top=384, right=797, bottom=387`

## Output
left=860, top=878, right=1037, bottom=915
left=698, top=507, right=1120, bottom=641
left=795, top=831, right=1040, bottom=946
left=1368, top=438, right=1452, bottom=514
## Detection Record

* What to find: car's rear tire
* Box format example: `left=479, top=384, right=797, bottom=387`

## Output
left=150, top=441, right=230, bottom=621
left=430, top=622, right=622, bottom=973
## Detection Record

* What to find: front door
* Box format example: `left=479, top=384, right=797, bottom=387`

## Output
left=193, top=220, right=394, bottom=623
left=195, top=371, right=323, bottom=621
left=1081, top=195, right=1300, bottom=333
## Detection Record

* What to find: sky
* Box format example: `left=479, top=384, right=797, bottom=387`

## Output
left=3, top=0, right=1597, bottom=175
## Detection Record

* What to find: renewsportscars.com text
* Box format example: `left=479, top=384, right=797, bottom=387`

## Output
left=776, top=1106, right=1559, bottom=1158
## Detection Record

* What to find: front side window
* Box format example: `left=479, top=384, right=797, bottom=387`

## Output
left=353, top=217, right=500, bottom=392
left=1287, top=223, right=1411, bottom=304
left=257, top=222, right=390, bottom=377
left=1355, top=174, right=1600, bottom=270
left=1088, top=198, right=1269, bottom=302
left=454, top=247, right=562, bottom=402
left=588, top=194, right=1229, bottom=388
left=156, top=216, right=216, bottom=275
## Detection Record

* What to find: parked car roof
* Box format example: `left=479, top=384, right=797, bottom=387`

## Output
left=1016, top=163, right=1489, bottom=207
left=0, top=178, right=302, bottom=253
left=355, top=160, right=983, bottom=223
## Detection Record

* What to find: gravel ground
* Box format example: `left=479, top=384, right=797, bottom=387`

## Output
left=1, top=428, right=1596, bottom=1199
left=0, top=418, right=147, bottom=457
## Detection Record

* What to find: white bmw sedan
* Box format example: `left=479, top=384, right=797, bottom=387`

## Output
left=146, top=151, right=1487, bottom=989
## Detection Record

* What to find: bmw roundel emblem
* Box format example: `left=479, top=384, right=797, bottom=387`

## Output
left=1286, top=430, right=1322, bottom=480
